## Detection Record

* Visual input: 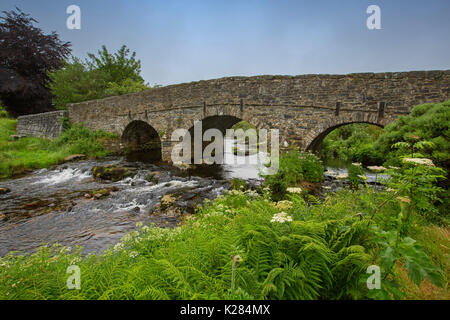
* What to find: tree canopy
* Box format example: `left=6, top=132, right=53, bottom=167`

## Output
left=49, top=45, right=152, bottom=109
left=0, top=8, right=71, bottom=117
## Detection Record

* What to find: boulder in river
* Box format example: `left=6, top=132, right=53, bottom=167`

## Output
left=0, top=187, right=11, bottom=194
left=92, top=165, right=136, bottom=182
left=160, top=194, right=177, bottom=210
left=145, top=171, right=161, bottom=184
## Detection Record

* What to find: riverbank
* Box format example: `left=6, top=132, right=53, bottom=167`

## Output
left=1, top=186, right=448, bottom=300
left=0, top=118, right=118, bottom=179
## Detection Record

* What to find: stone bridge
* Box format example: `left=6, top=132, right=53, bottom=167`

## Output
left=64, top=70, right=449, bottom=161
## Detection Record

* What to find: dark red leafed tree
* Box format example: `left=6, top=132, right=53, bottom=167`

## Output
left=0, top=7, right=71, bottom=117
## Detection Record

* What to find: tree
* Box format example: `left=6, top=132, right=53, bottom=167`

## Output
left=0, top=8, right=71, bottom=117
left=49, top=45, right=153, bottom=109
left=48, top=57, right=107, bottom=110
left=86, top=45, right=144, bottom=84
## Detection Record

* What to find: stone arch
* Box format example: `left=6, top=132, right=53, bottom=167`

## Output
left=121, top=120, right=162, bottom=160
left=305, top=119, right=383, bottom=153
left=187, top=115, right=243, bottom=137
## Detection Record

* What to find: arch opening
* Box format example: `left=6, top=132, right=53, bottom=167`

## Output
left=121, top=120, right=162, bottom=162
left=182, top=115, right=252, bottom=162
left=306, top=122, right=384, bottom=166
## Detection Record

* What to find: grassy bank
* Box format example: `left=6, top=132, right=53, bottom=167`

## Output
left=0, top=118, right=117, bottom=179
left=0, top=185, right=447, bottom=300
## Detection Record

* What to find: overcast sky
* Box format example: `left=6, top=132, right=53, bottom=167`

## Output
left=2, top=0, right=450, bottom=86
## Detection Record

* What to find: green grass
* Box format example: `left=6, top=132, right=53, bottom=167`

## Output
left=0, top=118, right=117, bottom=179
left=0, top=188, right=446, bottom=300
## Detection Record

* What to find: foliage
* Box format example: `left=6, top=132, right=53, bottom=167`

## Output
left=368, top=227, right=444, bottom=300
left=230, top=178, right=247, bottom=191
left=0, top=102, right=8, bottom=118
left=374, top=100, right=450, bottom=170
left=86, top=45, right=144, bottom=84
left=48, top=45, right=151, bottom=109
left=1, top=187, right=444, bottom=300
left=321, top=124, right=383, bottom=165
left=0, top=119, right=117, bottom=179
left=386, top=160, right=447, bottom=226
left=48, top=58, right=108, bottom=109
left=0, top=8, right=71, bottom=116
left=348, top=163, right=364, bottom=189
left=0, top=190, right=373, bottom=300
left=263, top=150, right=323, bottom=201
left=104, top=78, right=151, bottom=97
left=299, top=152, right=324, bottom=183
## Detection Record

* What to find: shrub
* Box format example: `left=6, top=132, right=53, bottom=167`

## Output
left=348, top=163, right=364, bottom=189
left=299, top=152, right=324, bottom=183
left=374, top=100, right=450, bottom=170
left=263, top=151, right=323, bottom=200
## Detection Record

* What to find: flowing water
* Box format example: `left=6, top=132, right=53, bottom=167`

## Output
left=0, top=141, right=385, bottom=257
left=0, top=139, right=270, bottom=256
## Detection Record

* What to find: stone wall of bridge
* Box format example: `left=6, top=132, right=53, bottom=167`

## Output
left=16, top=110, right=68, bottom=139
left=66, top=70, right=450, bottom=161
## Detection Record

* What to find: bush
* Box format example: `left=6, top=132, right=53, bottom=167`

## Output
left=321, top=123, right=383, bottom=164
left=0, top=104, right=8, bottom=118
left=299, top=152, right=324, bottom=182
left=374, top=100, right=450, bottom=170
left=263, top=150, right=323, bottom=200
left=348, top=163, right=364, bottom=189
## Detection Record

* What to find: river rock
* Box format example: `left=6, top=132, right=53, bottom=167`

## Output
left=0, top=187, right=11, bottom=194
left=64, top=154, right=86, bottom=162
left=145, top=171, right=161, bottom=183
left=92, top=165, right=136, bottom=182
left=160, top=194, right=177, bottom=210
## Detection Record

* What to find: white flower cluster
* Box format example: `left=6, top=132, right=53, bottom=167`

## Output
left=270, top=212, right=293, bottom=224
left=129, top=251, right=139, bottom=258
left=286, top=187, right=302, bottom=194
left=275, top=200, right=293, bottom=210
left=367, top=166, right=387, bottom=172
left=402, top=158, right=435, bottom=166
left=227, top=189, right=259, bottom=199
left=336, top=173, right=349, bottom=179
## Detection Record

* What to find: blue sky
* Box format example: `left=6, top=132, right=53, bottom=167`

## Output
left=2, top=0, right=450, bottom=85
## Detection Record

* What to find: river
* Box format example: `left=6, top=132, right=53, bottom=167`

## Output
left=0, top=141, right=383, bottom=257
left=0, top=139, right=270, bottom=256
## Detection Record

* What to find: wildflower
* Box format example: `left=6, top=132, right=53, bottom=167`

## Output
left=275, top=200, right=293, bottom=210
left=367, top=166, right=387, bottom=172
left=352, top=162, right=362, bottom=167
left=129, top=251, right=139, bottom=258
left=336, top=173, right=348, bottom=179
left=113, top=242, right=125, bottom=252
left=396, top=196, right=411, bottom=204
left=271, top=212, right=293, bottom=224
left=402, top=158, right=435, bottom=166
left=358, top=175, right=368, bottom=180
left=388, top=166, right=400, bottom=170
left=386, top=188, right=395, bottom=192
left=286, top=187, right=302, bottom=194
